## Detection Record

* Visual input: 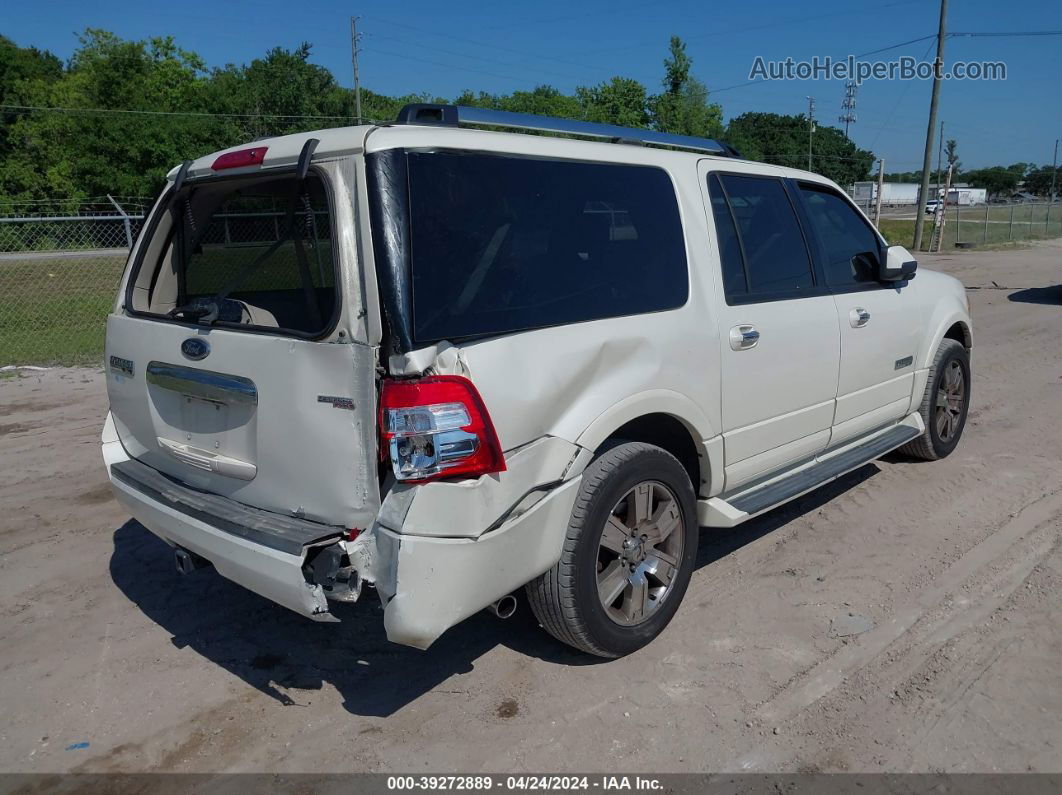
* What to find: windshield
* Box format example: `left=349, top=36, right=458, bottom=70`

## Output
left=127, top=172, right=337, bottom=337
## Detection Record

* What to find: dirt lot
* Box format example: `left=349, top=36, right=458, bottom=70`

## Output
left=1, top=242, right=1060, bottom=774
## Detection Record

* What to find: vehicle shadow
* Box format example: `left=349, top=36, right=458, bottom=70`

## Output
left=1007, top=285, right=1062, bottom=305
left=109, top=463, right=880, bottom=718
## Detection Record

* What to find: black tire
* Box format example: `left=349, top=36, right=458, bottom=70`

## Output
left=900, top=338, right=971, bottom=461
left=526, top=441, right=698, bottom=658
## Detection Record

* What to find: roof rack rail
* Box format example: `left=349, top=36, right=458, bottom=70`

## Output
left=394, top=103, right=740, bottom=158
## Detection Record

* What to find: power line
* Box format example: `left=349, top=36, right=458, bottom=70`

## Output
left=580, top=0, right=923, bottom=55
left=366, top=34, right=593, bottom=84
left=359, top=47, right=539, bottom=85
left=484, top=0, right=690, bottom=31
left=0, top=104, right=354, bottom=121
left=708, top=34, right=938, bottom=94
left=360, top=14, right=610, bottom=73
left=949, top=30, right=1062, bottom=37
left=866, top=37, right=939, bottom=150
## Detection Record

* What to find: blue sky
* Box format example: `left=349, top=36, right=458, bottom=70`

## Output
left=6, top=0, right=1061, bottom=171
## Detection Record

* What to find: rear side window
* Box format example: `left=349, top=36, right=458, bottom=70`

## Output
left=406, top=152, right=688, bottom=342
left=130, top=173, right=336, bottom=336
left=710, top=174, right=815, bottom=301
left=707, top=174, right=747, bottom=296
left=797, top=184, right=882, bottom=288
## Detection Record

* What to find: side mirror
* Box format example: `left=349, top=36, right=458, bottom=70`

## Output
left=879, top=245, right=917, bottom=282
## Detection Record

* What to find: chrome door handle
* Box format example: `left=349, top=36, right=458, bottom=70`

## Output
left=850, top=308, right=871, bottom=328
left=729, top=324, right=760, bottom=351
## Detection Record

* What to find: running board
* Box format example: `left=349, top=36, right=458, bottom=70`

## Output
left=699, top=422, right=921, bottom=527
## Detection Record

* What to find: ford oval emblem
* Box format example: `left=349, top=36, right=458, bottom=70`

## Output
left=181, top=338, right=210, bottom=361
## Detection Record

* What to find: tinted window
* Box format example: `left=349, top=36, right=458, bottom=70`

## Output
left=718, top=174, right=814, bottom=296
left=707, top=174, right=747, bottom=296
left=798, top=185, right=882, bottom=287
left=406, top=152, right=688, bottom=342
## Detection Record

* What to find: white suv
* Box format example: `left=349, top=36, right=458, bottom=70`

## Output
left=102, top=104, right=972, bottom=657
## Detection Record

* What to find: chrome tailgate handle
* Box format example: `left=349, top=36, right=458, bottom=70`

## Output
left=146, top=362, right=258, bottom=406
left=157, top=437, right=257, bottom=480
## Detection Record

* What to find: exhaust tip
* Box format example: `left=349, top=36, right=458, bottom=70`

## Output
left=174, top=547, right=208, bottom=576
left=489, top=594, right=517, bottom=620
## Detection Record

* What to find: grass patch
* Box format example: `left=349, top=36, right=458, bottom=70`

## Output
left=0, top=254, right=125, bottom=366
left=0, top=239, right=335, bottom=366
left=877, top=206, right=1062, bottom=251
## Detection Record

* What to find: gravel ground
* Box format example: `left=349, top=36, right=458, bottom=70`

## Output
left=1, top=242, right=1060, bottom=774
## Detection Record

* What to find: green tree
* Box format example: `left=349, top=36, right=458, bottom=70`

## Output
left=456, top=84, right=582, bottom=120
left=648, top=36, right=723, bottom=139
left=725, top=112, right=874, bottom=185
left=576, top=77, right=650, bottom=128
left=0, top=30, right=226, bottom=203
left=944, top=139, right=960, bottom=176
left=965, top=166, right=1020, bottom=197
left=1021, top=165, right=1056, bottom=197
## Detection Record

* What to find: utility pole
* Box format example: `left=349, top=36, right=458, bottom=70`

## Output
left=350, top=16, right=363, bottom=124
left=1051, top=137, right=1059, bottom=202
left=936, top=121, right=944, bottom=198
left=807, top=96, right=815, bottom=171
left=913, top=0, right=948, bottom=252
left=874, top=158, right=885, bottom=228
left=839, top=81, right=857, bottom=139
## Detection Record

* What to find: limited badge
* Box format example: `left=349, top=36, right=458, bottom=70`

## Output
left=318, top=395, right=356, bottom=410
left=109, top=355, right=134, bottom=377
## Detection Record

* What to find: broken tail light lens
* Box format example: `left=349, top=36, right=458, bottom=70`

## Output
left=211, top=146, right=268, bottom=171
left=379, top=376, right=506, bottom=483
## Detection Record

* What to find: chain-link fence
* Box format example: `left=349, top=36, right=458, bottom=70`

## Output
left=1, top=201, right=150, bottom=367
left=849, top=197, right=1062, bottom=251
left=0, top=193, right=334, bottom=366
left=3, top=195, right=1062, bottom=367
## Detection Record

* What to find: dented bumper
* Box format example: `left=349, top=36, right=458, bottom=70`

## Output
left=104, top=412, right=588, bottom=648
left=103, top=414, right=341, bottom=622
left=372, top=475, right=582, bottom=649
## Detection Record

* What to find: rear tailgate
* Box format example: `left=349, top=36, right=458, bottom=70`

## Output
left=105, top=150, right=380, bottom=531
left=106, top=315, right=379, bottom=528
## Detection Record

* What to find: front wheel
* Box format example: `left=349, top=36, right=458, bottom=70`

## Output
left=900, top=338, right=971, bottom=460
left=526, top=442, right=698, bottom=658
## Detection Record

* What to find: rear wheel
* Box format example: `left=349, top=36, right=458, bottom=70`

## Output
left=526, top=442, right=698, bottom=657
left=900, top=338, right=971, bottom=460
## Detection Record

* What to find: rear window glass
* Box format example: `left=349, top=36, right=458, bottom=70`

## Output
left=406, top=152, right=688, bottom=342
left=136, top=173, right=336, bottom=336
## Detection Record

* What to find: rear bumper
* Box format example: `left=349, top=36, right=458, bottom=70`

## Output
left=103, top=413, right=582, bottom=647
left=104, top=415, right=340, bottom=621
left=375, top=476, right=581, bottom=649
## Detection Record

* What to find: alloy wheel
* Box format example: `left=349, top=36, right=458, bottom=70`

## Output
left=935, top=359, right=966, bottom=441
left=596, top=481, right=684, bottom=626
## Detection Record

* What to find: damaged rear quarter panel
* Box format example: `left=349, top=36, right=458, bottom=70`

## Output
left=376, top=435, right=584, bottom=539
left=454, top=311, right=720, bottom=463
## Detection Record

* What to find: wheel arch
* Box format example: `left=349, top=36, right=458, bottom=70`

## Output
left=921, top=312, right=972, bottom=369
left=943, top=320, right=972, bottom=351
left=574, top=390, right=718, bottom=497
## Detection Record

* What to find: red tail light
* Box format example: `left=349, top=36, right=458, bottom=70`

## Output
left=379, top=376, right=506, bottom=483
left=211, top=147, right=268, bottom=171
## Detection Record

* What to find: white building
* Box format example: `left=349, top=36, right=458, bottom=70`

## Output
left=851, top=182, right=986, bottom=206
